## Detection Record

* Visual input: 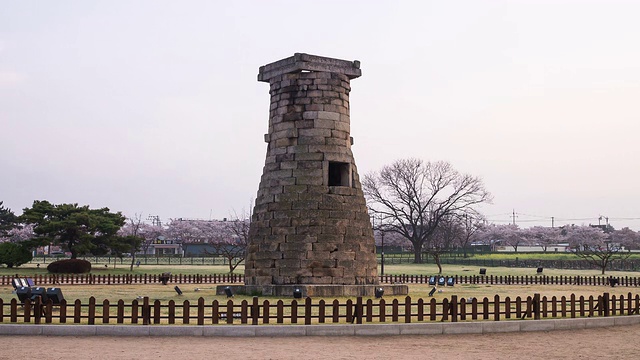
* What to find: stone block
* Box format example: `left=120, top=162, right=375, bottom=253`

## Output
left=337, top=260, right=356, bottom=268
left=280, top=242, right=312, bottom=252
left=0, top=325, right=42, bottom=335
left=255, top=252, right=281, bottom=260
left=286, top=234, right=317, bottom=243
left=585, top=317, right=615, bottom=328
left=283, top=251, right=307, bottom=260
left=292, top=168, right=323, bottom=178
left=294, top=97, right=312, bottom=105
left=298, top=128, right=332, bottom=137
left=255, top=325, right=307, bottom=337
left=301, top=209, right=332, bottom=219
left=481, top=321, right=521, bottom=333
left=294, top=152, right=325, bottom=161
left=554, top=318, right=586, bottom=330
left=442, top=322, right=484, bottom=334
left=283, top=185, right=308, bottom=193
left=314, top=118, right=336, bottom=129
left=272, top=193, right=300, bottom=204
left=331, top=251, right=356, bottom=261
left=519, top=320, right=556, bottom=332
left=400, top=323, right=444, bottom=335
left=42, top=325, right=98, bottom=336
left=298, top=136, right=327, bottom=146
left=614, top=316, right=640, bottom=327
left=291, top=217, right=325, bottom=227
left=313, top=268, right=344, bottom=283
left=254, top=259, right=277, bottom=269
left=279, top=161, right=298, bottom=170
left=269, top=218, right=292, bottom=227
left=255, top=268, right=278, bottom=277
left=312, top=242, right=340, bottom=252
left=305, top=325, right=355, bottom=336
left=286, top=145, right=309, bottom=153
left=291, top=200, right=319, bottom=210
left=295, top=226, right=323, bottom=235
left=203, top=326, right=257, bottom=337
left=331, top=130, right=349, bottom=140
left=295, top=176, right=325, bottom=185
left=275, top=259, right=301, bottom=268
left=149, top=326, right=204, bottom=336
left=355, top=324, right=401, bottom=336
left=294, top=119, right=315, bottom=129
left=303, top=254, right=334, bottom=264
left=273, top=210, right=301, bottom=219
left=271, top=226, right=297, bottom=235
left=325, top=138, right=349, bottom=146
left=321, top=225, right=347, bottom=235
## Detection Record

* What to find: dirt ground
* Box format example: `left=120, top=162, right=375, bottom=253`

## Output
left=0, top=324, right=639, bottom=360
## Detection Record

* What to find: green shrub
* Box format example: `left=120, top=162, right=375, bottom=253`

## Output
left=0, top=242, right=33, bottom=268
left=47, top=258, right=92, bottom=273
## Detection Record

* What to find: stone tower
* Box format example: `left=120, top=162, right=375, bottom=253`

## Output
left=244, top=53, right=378, bottom=292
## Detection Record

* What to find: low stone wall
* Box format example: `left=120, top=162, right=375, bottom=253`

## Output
left=216, top=284, right=409, bottom=297
left=1, top=315, right=638, bottom=337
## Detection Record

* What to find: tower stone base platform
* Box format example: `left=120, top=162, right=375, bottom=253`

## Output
left=216, top=284, right=408, bottom=297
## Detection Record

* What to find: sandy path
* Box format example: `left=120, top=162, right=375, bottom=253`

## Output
left=0, top=324, right=639, bottom=360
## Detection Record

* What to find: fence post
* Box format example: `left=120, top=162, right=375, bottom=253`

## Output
left=34, top=297, right=42, bottom=324
left=252, top=296, right=259, bottom=325
left=602, top=293, right=610, bottom=317
left=142, top=297, right=150, bottom=325
left=305, top=297, right=312, bottom=325
left=354, top=297, right=363, bottom=324
left=441, top=298, right=449, bottom=322
left=450, top=295, right=458, bottom=323
left=533, top=293, right=541, bottom=320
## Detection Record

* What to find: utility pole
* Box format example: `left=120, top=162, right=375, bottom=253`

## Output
left=551, top=217, right=554, bottom=228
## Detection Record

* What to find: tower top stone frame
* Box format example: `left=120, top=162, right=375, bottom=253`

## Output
left=257, top=53, right=362, bottom=82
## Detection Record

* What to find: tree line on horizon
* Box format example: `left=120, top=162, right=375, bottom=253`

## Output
left=0, top=200, right=249, bottom=271
left=2, top=158, right=639, bottom=275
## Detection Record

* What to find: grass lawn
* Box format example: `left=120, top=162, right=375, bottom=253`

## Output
left=3, top=260, right=640, bottom=279
left=1, top=282, right=634, bottom=305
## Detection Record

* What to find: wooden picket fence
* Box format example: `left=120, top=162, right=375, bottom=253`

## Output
left=0, top=273, right=243, bottom=286
left=3, top=292, right=639, bottom=326
left=2, top=273, right=639, bottom=287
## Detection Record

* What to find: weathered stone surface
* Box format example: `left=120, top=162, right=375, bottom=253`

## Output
left=246, top=54, right=377, bottom=287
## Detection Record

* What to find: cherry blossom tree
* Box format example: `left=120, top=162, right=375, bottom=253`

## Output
left=477, top=224, right=528, bottom=252
left=565, top=225, right=635, bottom=274
left=215, top=215, right=249, bottom=273
left=165, top=217, right=247, bottom=273
left=523, top=226, right=564, bottom=252
left=0, top=224, right=35, bottom=243
left=118, top=214, right=165, bottom=270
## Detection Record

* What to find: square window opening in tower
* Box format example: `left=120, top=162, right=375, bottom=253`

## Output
left=328, top=161, right=351, bottom=187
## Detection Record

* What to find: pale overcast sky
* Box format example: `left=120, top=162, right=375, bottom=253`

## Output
left=1, top=1, right=639, bottom=230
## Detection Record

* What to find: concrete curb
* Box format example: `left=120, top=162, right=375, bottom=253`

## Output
left=1, top=315, right=638, bottom=337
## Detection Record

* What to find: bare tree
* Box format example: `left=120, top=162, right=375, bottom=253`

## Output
left=217, top=215, right=249, bottom=273
left=455, top=213, right=484, bottom=258
left=363, top=159, right=492, bottom=263
left=200, top=211, right=249, bottom=273
left=428, top=215, right=462, bottom=273
left=117, top=214, right=148, bottom=271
